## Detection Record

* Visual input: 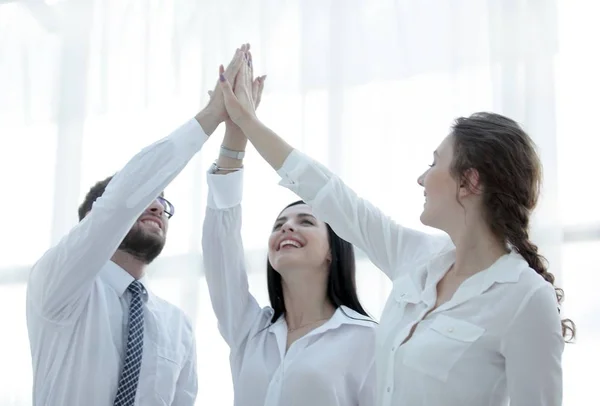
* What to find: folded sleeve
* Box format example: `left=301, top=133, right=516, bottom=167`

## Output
left=202, top=169, right=264, bottom=350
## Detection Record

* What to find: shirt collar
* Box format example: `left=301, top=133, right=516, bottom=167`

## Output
left=428, top=249, right=528, bottom=314
left=329, top=305, right=376, bottom=328
left=100, top=261, right=150, bottom=301
left=428, top=246, right=527, bottom=284
left=267, top=305, right=375, bottom=334
left=266, top=304, right=375, bottom=359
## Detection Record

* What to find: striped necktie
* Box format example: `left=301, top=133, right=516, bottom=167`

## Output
left=114, top=280, right=145, bottom=406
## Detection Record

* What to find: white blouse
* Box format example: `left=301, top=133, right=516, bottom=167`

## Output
left=276, top=149, right=564, bottom=406
left=201, top=169, right=377, bottom=406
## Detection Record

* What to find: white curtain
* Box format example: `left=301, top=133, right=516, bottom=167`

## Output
left=1, top=0, right=598, bottom=404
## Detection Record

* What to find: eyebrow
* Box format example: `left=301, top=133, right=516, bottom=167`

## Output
left=275, top=213, right=317, bottom=223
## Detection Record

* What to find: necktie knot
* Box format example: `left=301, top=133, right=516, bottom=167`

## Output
left=128, top=280, right=143, bottom=297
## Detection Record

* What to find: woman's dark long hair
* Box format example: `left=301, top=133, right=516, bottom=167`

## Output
left=267, top=200, right=369, bottom=323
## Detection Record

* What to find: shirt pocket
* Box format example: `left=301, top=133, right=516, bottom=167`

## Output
left=402, top=314, right=485, bottom=382
left=153, top=344, right=183, bottom=405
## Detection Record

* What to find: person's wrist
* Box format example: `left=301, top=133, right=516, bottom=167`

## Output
left=224, top=121, right=246, bottom=140
left=233, top=110, right=259, bottom=131
left=195, top=107, right=222, bottom=136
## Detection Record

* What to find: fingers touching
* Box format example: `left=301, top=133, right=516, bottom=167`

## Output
left=215, top=43, right=267, bottom=121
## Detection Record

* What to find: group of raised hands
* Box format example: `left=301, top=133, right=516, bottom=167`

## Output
left=206, top=43, right=266, bottom=131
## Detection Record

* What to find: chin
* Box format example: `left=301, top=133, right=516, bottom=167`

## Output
left=141, top=228, right=166, bottom=244
left=270, top=252, right=311, bottom=274
left=271, top=258, right=299, bottom=273
left=419, top=210, right=430, bottom=226
left=420, top=210, right=443, bottom=231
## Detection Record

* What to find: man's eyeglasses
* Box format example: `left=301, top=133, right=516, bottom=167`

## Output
left=157, top=196, right=175, bottom=219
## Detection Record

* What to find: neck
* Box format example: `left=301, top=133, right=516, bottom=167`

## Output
left=281, top=268, right=335, bottom=330
left=449, top=220, right=508, bottom=276
left=111, top=250, right=147, bottom=280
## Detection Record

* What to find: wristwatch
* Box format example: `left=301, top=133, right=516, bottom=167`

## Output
left=220, top=146, right=245, bottom=160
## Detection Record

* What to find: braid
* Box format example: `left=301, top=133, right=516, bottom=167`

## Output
left=451, top=112, right=575, bottom=343
left=487, top=193, right=575, bottom=341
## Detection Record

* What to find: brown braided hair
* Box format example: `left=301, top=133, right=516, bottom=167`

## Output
left=450, top=112, right=575, bottom=342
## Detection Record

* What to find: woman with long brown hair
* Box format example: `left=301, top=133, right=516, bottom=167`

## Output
left=215, top=46, right=574, bottom=406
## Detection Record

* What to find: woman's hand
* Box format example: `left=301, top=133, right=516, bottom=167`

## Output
left=213, top=48, right=266, bottom=173
left=204, top=44, right=247, bottom=123
left=246, top=48, right=266, bottom=110
left=218, top=47, right=263, bottom=126
left=211, top=51, right=266, bottom=128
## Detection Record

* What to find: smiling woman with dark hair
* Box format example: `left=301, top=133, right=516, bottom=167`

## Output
left=266, top=200, right=370, bottom=324
left=201, top=45, right=376, bottom=406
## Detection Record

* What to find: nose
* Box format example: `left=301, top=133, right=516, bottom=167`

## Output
left=417, top=173, right=425, bottom=187
left=147, top=198, right=165, bottom=216
left=280, top=221, right=295, bottom=233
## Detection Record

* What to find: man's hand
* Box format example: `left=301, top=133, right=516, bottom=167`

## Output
left=218, top=50, right=263, bottom=127
left=215, top=50, right=266, bottom=172
left=194, top=44, right=247, bottom=135
left=210, top=47, right=265, bottom=137
left=206, top=44, right=248, bottom=121
left=222, top=49, right=266, bottom=137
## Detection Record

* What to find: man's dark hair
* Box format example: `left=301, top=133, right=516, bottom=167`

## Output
left=78, top=175, right=113, bottom=221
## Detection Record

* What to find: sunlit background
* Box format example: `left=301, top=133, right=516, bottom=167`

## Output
left=0, top=0, right=598, bottom=404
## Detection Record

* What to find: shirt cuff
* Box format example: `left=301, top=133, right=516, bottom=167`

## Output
left=276, top=149, right=330, bottom=203
left=185, top=117, right=209, bottom=148
left=207, top=168, right=244, bottom=209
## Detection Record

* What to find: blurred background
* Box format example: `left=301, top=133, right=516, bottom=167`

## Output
left=0, top=0, right=598, bottom=404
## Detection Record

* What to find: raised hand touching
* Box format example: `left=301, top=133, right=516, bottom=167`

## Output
left=218, top=45, right=265, bottom=126
left=215, top=43, right=292, bottom=171
left=204, top=45, right=247, bottom=123
left=214, top=45, right=266, bottom=173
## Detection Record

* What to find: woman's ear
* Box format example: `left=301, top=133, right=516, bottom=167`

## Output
left=459, top=168, right=483, bottom=197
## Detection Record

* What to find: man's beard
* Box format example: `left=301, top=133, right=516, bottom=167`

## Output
left=118, top=223, right=165, bottom=264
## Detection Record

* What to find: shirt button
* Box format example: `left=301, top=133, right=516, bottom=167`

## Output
left=447, top=327, right=454, bottom=333
left=391, top=346, right=396, bottom=352
left=400, top=293, right=406, bottom=297
left=387, top=387, right=391, bottom=393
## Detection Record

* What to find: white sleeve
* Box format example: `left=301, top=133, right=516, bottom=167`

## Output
left=277, top=150, right=449, bottom=280
left=202, top=169, right=264, bottom=350
left=27, top=119, right=209, bottom=322
left=501, top=283, right=564, bottom=406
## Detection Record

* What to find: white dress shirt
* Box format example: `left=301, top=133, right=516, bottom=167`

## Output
left=26, top=118, right=206, bottom=406
left=202, top=169, right=377, bottom=406
left=276, top=150, right=564, bottom=406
